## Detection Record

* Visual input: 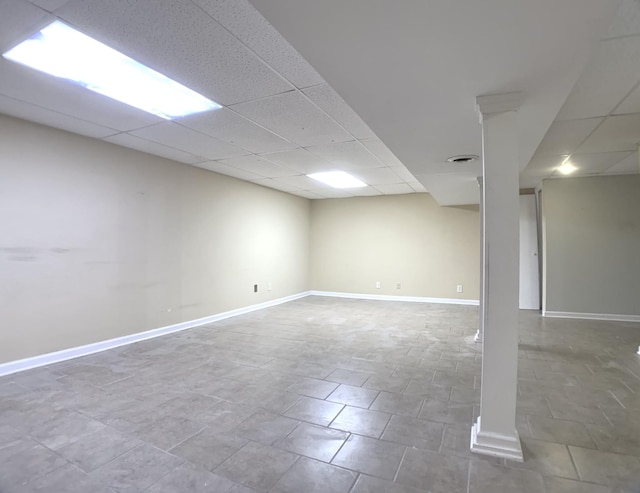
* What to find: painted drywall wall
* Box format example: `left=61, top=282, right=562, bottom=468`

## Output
left=0, top=115, right=310, bottom=363
left=543, top=175, right=640, bottom=316
left=310, top=194, right=480, bottom=299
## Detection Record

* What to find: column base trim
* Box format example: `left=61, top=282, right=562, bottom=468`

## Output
left=470, top=417, right=523, bottom=462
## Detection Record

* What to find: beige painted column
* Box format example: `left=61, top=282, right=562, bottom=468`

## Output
left=470, top=92, right=524, bottom=461
left=475, top=176, right=484, bottom=343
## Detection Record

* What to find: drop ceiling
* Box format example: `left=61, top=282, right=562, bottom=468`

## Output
left=1, top=0, right=639, bottom=205
left=0, top=0, right=424, bottom=200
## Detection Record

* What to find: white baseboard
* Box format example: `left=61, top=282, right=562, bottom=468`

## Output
left=0, top=291, right=311, bottom=377
left=544, top=311, right=640, bottom=323
left=470, top=417, right=524, bottom=462
left=309, top=290, right=479, bottom=306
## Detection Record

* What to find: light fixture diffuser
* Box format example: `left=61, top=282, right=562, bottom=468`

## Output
left=2, top=21, right=221, bottom=119
left=557, top=159, right=577, bottom=175
left=308, top=171, right=367, bottom=188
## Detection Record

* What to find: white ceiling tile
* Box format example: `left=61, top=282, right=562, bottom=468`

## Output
left=575, top=114, right=640, bottom=153
left=359, top=139, right=404, bottom=167
left=275, top=174, right=324, bottom=189
left=569, top=151, right=633, bottom=174
left=604, top=0, right=640, bottom=39
left=192, top=161, right=264, bottom=181
left=389, top=165, right=418, bottom=182
left=612, top=82, right=640, bottom=115
left=308, top=188, right=355, bottom=198
left=557, top=36, right=640, bottom=120
left=103, top=133, right=207, bottom=164
left=535, top=118, right=603, bottom=155
left=350, top=167, right=403, bottom=186
left=230, top=90, right=352, bottom=147
left=258, top=149, right=332, bottom=174
left=408, top=182, right=427, bottom=193
left=415, top=173, right=480, bottom=206
left=217, top=155, right=298, bottom=178
left=25, top=0, right=70, bottom=12
left=349, top=187, right=383, bottom=196
left=291, top=190, right=324, bottom=199
left=0, top=59, right=162, bottom=131
left=249, top=178, right=303, bottom=193
left=194, top=0, right=324, bottom=89
left=373, top=183, right=415, bottom=195
left=523, top=154, right=567, bottom=178
left=303, top=83, right=377, bottom=139
left=177, top=108, right=297, bottom=154
left=56, top=0, right=293, bottom=106
left=0, top=0, right=51, bottom=50
left=0, top=94, right=116, bottom=138
left=601, top=151, right=639, bottom=174
left=306, top=140, right=383, bottom=170
left=130, top=122, right=249, bottom=160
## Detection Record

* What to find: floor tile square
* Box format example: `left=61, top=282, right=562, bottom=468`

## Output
left=331, top=434, right=405, bottom=480
left=270, top=457, right=357, bottom=493
left=276, top=422, right=348, bottom=462
left=284, top=397, right=344, bottom=426
left=215, top=441, right=299, bottom=492
left=327, top=384, right=379, bottom=408
left=329, top=406, right=391, bottom=438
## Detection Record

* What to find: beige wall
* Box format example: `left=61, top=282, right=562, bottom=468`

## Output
left=0, top=115, right=310, bottom=363
left=543, top=175, right=640, bottom=316
left=310, top=194, right=480, bottom=299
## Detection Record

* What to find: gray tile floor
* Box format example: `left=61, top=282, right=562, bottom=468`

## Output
left=1, top=296, right=640, bottom=492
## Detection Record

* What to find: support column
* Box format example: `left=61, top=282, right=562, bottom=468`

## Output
left=470, top=92, right=524, bottom=462
left=475, top=177, right=484, bottom=343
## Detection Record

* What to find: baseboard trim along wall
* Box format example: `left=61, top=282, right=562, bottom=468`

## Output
left=544, top=311, right=640, bottom=323
left=0, top=291, right=311, bottom=377
left=309, top=290, right=480, bottom=306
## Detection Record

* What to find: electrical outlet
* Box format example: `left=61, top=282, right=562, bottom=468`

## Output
left=268, top=282, right=272, bottom=291
left=396, top=282, right=401, bottom=289
left=375, top=281, right=381, bottom=289
left=456, top=284, right=463, bottom=293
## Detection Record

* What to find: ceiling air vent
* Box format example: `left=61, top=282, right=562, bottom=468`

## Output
left=447, top=155, right=479, bottom=163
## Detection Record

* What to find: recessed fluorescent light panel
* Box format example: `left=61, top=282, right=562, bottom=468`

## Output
left=308, top=171, right=367, bottom=188
left=2, top=21, right=221, bottom=119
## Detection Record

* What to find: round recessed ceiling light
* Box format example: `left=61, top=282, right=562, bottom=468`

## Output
left=447, top=155, right=479, bottom=163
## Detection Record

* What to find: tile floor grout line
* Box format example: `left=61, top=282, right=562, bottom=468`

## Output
left=392, top=445, right=409, bottom=483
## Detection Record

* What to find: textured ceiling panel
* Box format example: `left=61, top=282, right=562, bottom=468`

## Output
left=556, top=36, right=640, bottom=120
left=57, top=0, right=293, bottom=106
left=217, top=154, right=297, bottom=178
left=130, top=122, right=248, bottom=160
left=576, top=114, right=640, bottom=153
left=306, top=140, right=382, bottom=170
left=0, top=94, right=116, bottom=139
left=602, top=151, right=639, bottom=174
left=192, top=161, right=263, bottom=181
left=103, top=133, right=207, bottom=164
left=603, top=0, right=640, bottom=39
left=535, top=118, right=603, bottom=155
left=231, top=90, right=352, bottom=147
left=359, top=139, right=404, bottom=167
left=374, top=183, right=414, bottom=195
left=303, top=83, right=376, bottom=140
left=177, top=108, right=297, bottom=154
left=0, top=0, right=51, bottom=50
left=569, top=151, right=632, bottom=174
left=249, top=178, right=303, bottom=192
left=258, top=149, right=331, bottom=174
left=194, top=0, right=324, bottom=89
left=0, top=60, right=162, bottom=131
left=273, top=174, right=326, bottom=190
left=24, top=0, right=69, bottom=11
left=351, top=167, right=402, bottom=186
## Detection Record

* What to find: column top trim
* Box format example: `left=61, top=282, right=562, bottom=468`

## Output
left=476, top=92, right=523, bottom=116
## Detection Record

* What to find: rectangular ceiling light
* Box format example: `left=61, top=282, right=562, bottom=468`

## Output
left=2, top=21, right=221, bottom=119
left=308, top=171, right=367, bottom=188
